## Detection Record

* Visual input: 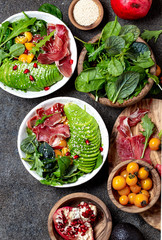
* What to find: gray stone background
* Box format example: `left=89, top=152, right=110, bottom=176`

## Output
left=0, top=0, right=161, bottom=239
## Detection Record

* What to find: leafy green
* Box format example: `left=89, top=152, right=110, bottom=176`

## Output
left=140, top=114, right=155, bottom=159
left=141, top=29, right=162, bottom=42
left=127, top=42, right=150, bottom=61
left=20, top=135, right=38, bottom=154
left=94, top=153, right=103, bottom=170
left=133, top=51, right=155, bottom=68
left=88, top=44, right=105, bottom=62
left=30, top=151, right=43, bottom=177
left=0, top=49, right=9, bottom=65
left=9, top=43, right=25, bottom=57
left=57, top=156, right=71, bottom=177
left=38, top=3, right=63, bottom=20
left=101, top=16, right=121, bottom=41
left=30, top=20, right=47, bottom=36
left=30, top=30, right=55, bottom=55
left=119, top=25, right=140, bottom=41
left=105, top=36, right=125, bottom=56
left=0, top=21, right=10, bottom=44
left=38, top=142, right=55, bottom=159
left=108, top=58, right=124, bottom=77
left=35, top=114, right=53, bottom=126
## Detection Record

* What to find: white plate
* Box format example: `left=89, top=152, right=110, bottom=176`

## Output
left=17, top=97, right=109, bottom=187
left=0, top=11, right=77, bottom=98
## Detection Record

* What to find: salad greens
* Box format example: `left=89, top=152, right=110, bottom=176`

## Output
left=141, top=29, right=162, bottom=42
left=38, top=3, right=63, bottom=20
left=75, top=17, right=160, bottom=103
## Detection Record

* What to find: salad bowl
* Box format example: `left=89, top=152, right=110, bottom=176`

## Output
left=17, top=97, right=109, bottom=187
left=0, top=11, right=77, bottom=98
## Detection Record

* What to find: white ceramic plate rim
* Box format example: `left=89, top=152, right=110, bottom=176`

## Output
left=0, top=11, right=77, bottom=98
left=17, top=97, right=109, bottom=187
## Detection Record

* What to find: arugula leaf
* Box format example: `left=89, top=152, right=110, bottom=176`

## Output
left=84, top=43, right=95, bottom=54
left=0, top=21, right=10, bottom=44
left=88, top=44, right=105, bottom=62
left=101, top=16, right=121, bottom=42
left=140, top=114, right=155, bottom=159
left=141, top=29, right=162, bottom=42
left=31, top=151, right=43, bottom=177
left=105, top=36, right=125, bottom=56
left=20, top=135, right=38, bottom=154
left=39, top=3, right=63, bottom=20
left=0, top=17, right=36, bottom=47
left=35, top=114, right=53, bottom=126
left=30, top=30, right=55, bottom=55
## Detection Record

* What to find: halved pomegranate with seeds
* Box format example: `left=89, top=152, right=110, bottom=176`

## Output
left=53, top=202, right=97, bottom=240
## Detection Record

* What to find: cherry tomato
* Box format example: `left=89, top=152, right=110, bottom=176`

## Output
left=126, top=174, right=138, bottom=186
left=119, top=195, right=129, bottom=205
left=149, top=138, right=161, bottom=151
left=54, top=150, right=62, bottom=158
left=156, top=65, right=161, bottom=77
left=126, top=162, right=139, bottom=174
left=134, top=194, right=148, bottom=208
left=141, top=178, right=152, bottom=190
left=138, top=167, right=149, bottom=180
left=120, top=169, right=129, bottom=178
left=130, top=183, right=141, bottom=194
left=118, top=185, right=130, bottom=196
left=112, top=176, right=126, bottom=190
left=140, top=190, right=150, bottom=198
left=128, top=193, right=136, bottom=205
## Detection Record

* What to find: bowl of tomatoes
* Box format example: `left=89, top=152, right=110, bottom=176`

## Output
left=107, top=160, right=161, bottom=213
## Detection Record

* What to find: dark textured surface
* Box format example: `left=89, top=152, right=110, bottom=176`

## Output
left=0, top=1, right=161, bottom=240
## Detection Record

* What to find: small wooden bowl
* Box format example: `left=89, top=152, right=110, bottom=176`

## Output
left=68, top=0, right=104, bottom=30
left=107, top=160, right=161, bottom=213
left=77, top=34, right=156, bottom=107
left=48, top=192, right=112, bottom=240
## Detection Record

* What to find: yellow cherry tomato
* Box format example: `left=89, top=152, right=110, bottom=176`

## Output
left=156, top=65, right=161, bottom=77
left=112, top=176, right=126, bottom=191
left=19, top=54, right=28, bottom=62
left=149, top=138, right=161, bottom=151
left=138, top=167, right=149, bottom=180
left=140, top=190, right=150, bottom=198
left=119, top=195, right=129, bottom=205
left=130, top=183, right=141, bottom=194
left=126, top=162, right=139, bottom=174
left=15, top=36, right=28, bottom=44
left=62, top=147, right=70, bottom=156
left=118, top=185, right=130, bottom=196
left=24, top=32, right=33, bottom=42
left=26, top=53, right=35, bottom=63
left=128, top=193, right=136, bottom=205
left=54, top=150, right=62, bottom=158
left=134, top=194, right=148, bottom=208
left=141, top=178, right=152, bottom=190
left=120, top=169, right=129, bottom=178
left=25, top=42, right=35, bottom=51
left=126, top=174, right=138, bottom=186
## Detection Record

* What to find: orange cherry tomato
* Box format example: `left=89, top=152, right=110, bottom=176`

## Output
left=25, top=42, right=35, bottom=51
left=130, top=183, right=141, bottom=194
left=156, top=65, right=161, bottom=77
left=112, top=176, right=126, bottom=190
left=120, top=169, right=129, bottom=178
left=138, top=167, right=149, bottom=180
left=128, top=193, right=136, bottom=205
left=119, top=195, right=129, bottom=205
left=141, top=178, right=152, bottom=190
left=140, top=190, right=150, bottom=198
left=126, top=174, right=138, bottom=186
left=134, top=194, right=148, bottom=208
left=54, top=150, right=62, bottom=158
left=149, top=138, right=161, bottom=151
left=126, top=162, right=139, bottom=174
left=58, top=139, right=67, bottom=148
left=19, top=54, right=28, bottom=62
left=118, top=185, right=130, bottom=196
left=27, top=53, right=35, bottom=63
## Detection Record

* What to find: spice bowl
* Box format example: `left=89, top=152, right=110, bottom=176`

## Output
left=107, top=160, right=161, bottom=213
left=48, top=192, right=112, bottom=240
left=68, top=0, right=104, bottom=30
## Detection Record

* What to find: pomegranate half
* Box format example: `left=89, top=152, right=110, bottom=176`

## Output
left=110, top=0, right=152, bottom=20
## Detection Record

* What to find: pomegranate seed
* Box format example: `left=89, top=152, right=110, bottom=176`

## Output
left=81, top=233, right=85, bottom=236
left=73, top=155, right=79, bottom=159
left=99, top=147, right=103, bottom=152
left=33, top=62, right=38, bottom=68
left=24, top=69, right=30, bottom=74
left=85, top=139, right=90, bottom=145
left=65, top=152, right=71, bottom=156
left=44, top=86, right=50, bottom=91
left=14, top=57, right=18, bottom=60
left=78, top=227, right=82, bottom=232
left=24, top=49, right=28, bottom=54
left=69, top=59, right=73, bottom=65
left=13, top=65, right=18, bottom=70
left=29, top=75, right=34, bottom=81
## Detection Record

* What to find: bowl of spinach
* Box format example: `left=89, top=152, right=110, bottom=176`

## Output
left=76, top=17, right=157, bottom=107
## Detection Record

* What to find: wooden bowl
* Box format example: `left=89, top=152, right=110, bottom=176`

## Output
left=107, top=160, right=161, bottom=213
left=68, top=0, right=104, bottom=30
left=77, top=34, right=156, bottom=107
left=48, top=192, right=112, bottom=240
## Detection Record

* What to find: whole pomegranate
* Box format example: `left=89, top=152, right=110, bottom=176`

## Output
left=110, top=0, right=152, bottom=20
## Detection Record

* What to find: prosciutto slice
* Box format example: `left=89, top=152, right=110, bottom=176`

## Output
left=116, top=108, right=151, bottom=164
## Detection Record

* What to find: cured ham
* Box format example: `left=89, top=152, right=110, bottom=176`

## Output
left=37, top=24, right=72, bottom=78
left=116, top=108, right=151, bottom=164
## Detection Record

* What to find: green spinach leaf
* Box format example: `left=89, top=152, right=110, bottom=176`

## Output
left=9, top=43, right=25, bottom=57
left=39, top=3, right=63, bottom=20
left=108, top=58, right=124, bottom=77
left=20, top=135, right=38, bottom=154
left=120, top=25, right=140, bottom=41
left=0, top=49, right=9, bottom=65
left=105, top=36, right=125, bottom=56
left=38, top=142, right=55, bottom=159
left=57, top=156, right=71, bottom=177
left=133, top=51, right=155, bottom=68
left=31, top=151, right=43, bottom=177
left=101, top=16, right=121, bottom=42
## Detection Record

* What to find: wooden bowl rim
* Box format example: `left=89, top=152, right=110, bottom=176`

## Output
left=48, top=192, right=112, bottom=240
left=107, top=160, right=161, bottom=213
left=77, top=34, right=156, bottom=107
left=68, top=0, right=104, bottom=30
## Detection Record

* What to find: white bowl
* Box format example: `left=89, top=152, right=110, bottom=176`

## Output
left=0, top=11, right=77, bottom=98
left=17, top=97, right=109, bottom=187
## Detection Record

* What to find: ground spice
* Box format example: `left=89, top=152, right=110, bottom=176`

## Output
left=73, top=0, right=99, bottom=26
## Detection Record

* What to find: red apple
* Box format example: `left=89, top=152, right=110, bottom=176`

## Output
left=111, top=0, right=152, bottom=20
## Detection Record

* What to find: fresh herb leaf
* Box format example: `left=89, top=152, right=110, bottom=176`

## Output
left=101, top=16, right=121, bottom=41
left=140, top=114, right=155, bottom=159
left=30, top=30, right=55, bottom=55
left=20, top=135, right=38, bottom=154
left=38, top=3, right=63, bottom=20
left=141, top=29, right=162, bottom=42
left=35, top=114, right=53, bottom=126
left=9, top=43, right=25, bottom=57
